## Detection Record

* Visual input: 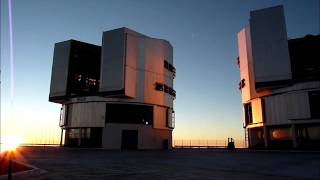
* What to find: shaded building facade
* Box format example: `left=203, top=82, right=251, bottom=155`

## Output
left=237, top=6, right=320, bottom=149
left=49, top=28, right=175, bottom=149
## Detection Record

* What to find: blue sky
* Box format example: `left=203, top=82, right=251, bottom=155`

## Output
left=1, top=0, right=319, bottom=143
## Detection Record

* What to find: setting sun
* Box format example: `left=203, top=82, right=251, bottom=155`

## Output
left=1, top=136, right=23, bottom=153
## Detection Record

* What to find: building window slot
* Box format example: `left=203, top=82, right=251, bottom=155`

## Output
left=239, top=79, right=245, bottom=90
left=155, top=82, right=164, bottom=91
left=244, top=103, right=253, bottom=125
left=164, top=60, right=169, bottom=69
left=106, top=103, right=153, bottom=125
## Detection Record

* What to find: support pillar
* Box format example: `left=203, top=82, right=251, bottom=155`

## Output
left=247, top=129, right=252, bottom=148
left=78, top=128, right=82, bottom=147
left=263, top=126, right=269, bottom=148
left=60, top=129, right=64, bottom=146
left=291, top=124, right=297, bottom=148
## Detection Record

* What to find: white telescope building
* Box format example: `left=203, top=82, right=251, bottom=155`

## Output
left=49, top=28, right=175, bottom=149
left=237, top=6, right=320, bottom=149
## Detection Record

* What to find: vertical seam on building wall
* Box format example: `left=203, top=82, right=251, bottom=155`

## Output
left=123, top=32, right=127, bottom=92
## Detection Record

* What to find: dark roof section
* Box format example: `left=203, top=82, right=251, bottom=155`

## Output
left=288, top=34, right=320, bottom=82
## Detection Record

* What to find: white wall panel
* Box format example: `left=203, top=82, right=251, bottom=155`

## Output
left=264, top=94, right=289, bottom=125
left=70, top=102, right=105, bottom=127
left=264, top=91, right=311, bottom=125
left=100, top=29, right=125, bottom=92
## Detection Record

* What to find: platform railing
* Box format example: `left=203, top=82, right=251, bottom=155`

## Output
left=173, top=139, right=245, bottom=148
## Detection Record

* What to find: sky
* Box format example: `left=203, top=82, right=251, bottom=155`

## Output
left=0, top=0, right=319, bottom=145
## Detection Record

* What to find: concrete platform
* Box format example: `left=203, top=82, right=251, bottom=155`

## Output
left=19, top=146, right=320, bottom=179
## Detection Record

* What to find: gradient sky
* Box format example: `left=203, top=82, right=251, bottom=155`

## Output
left=1, top=0, right=319, bottom=144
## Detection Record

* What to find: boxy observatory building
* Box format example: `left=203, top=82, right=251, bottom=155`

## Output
left=237, top=6, right=320, bottom=149
left=49, top=28, right=176, bottom=149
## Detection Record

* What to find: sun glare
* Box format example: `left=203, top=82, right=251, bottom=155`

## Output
left=1, top=136, right=23, bottom=153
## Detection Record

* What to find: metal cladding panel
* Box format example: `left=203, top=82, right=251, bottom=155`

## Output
left=163, top=41, right=173, bottom=64
left=144, top=39, right=164, bottom=76
left=163, top=41, right=174, bottom=86
left=164, top=75, right=173, bottom=90
left=143, top=38, right=165, bottom=105
left=144, top=71, right=164, bottom=105
left=153, top=106, right=167, bottom=129
left=250, top=5, right=292, bottom=84
left=286, top=92, right=310, bottom=120
left=163, top=40, right=174, bottom=83
left=251, top=98, right=263, bottom=124
left=264, top=92, right=311, bottom=125
left=49, top=41, right=71, bottom=100
left=264, top=94, right=289, bottom=125
left=100, top=28, right=174, bottom=107
left=124, top=66, right=136, bottom=97
left=238, top=27, right=254, bottom=103
left=100, top=29, right=125, bottom=93
left=135, top=37, right=146, bottom=102
left=69, top=102, right=105, bottom=127
left=124, top=33, right=138, bottom=98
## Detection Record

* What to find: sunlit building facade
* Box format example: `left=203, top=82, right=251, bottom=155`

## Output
left=237, top=6, right=320, bottom=149
left=49, top=27, right=176, bottom=149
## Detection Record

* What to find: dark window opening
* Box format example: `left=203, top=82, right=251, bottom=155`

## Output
left=164, top=85, right=169, bottom=93
left=248, top=128, right=265, bottom=148
left=163, top=139, right=169, bottom=149
left=244, top=103, right=253, bottom=125
left=239, top=79, right=245, bottom=90
left=154, top=82, right=176, bottom=98
left=288, top=35, right=320, bottom=81
left=236, top=56, right=240, bottom=67
left=166, top=108, right=175, bottom=128
left=164, top=60, right=169, bottom=69
left=65, top=128, right=102, bottom=148
left=164, top=60, right=176, bottom=77
left=169, top=87, right=176, bottom=97
left=67, top=41, right=101, bottom=97
left=106, top=103, right=153, bottom=125
left=166, top=108, right=169, bottom=127
left=171, top=110, right=175, bottom=128
left=169, top=64, right=174, bottom=72
left=296, top=125, right=320, bottom=149
left=155, top=82, right=164, bottom=91
left=59, top=106, right=66, bottom=127
left=309, top=91, right=320, bottom=118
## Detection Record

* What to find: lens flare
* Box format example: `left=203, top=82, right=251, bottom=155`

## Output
left=8, top=0, right=14, bottom=101
left=1, top=136, right=23, bottom=153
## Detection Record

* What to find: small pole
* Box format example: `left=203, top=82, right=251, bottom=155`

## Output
left=8, top=153, right=12, bottom=180
left=60, top=129, right=63, bottom=146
